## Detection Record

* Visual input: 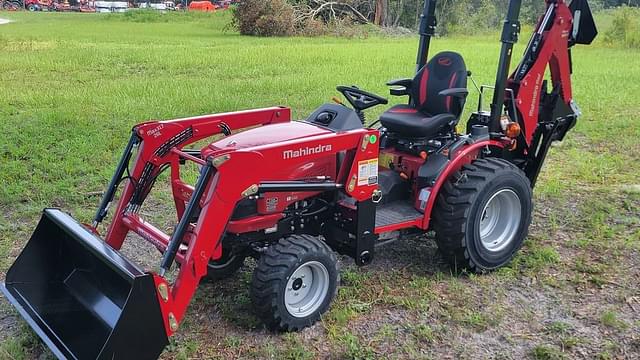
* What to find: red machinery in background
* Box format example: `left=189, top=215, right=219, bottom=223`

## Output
left=188, top=0, right=213, bottom=11
left=1, top=0, right=96, bottom=11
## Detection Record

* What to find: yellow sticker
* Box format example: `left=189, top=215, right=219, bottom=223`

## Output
left=357, top=159, right=378, bottom=186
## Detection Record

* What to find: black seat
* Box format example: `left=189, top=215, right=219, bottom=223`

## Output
left=380, top=51, right=468, bottom=137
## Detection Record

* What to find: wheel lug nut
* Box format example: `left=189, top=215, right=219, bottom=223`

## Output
left=302, top=284, right=307, bottom=288
left=294, top=292, right=299, bottom=296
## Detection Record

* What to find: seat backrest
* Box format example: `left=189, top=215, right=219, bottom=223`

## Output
left=410, top=51, right=467, bottom=117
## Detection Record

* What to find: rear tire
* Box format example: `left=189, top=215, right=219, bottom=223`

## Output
left=433, top=158, right=532, bottom=273
left=250, top=235, right=338, bottom=331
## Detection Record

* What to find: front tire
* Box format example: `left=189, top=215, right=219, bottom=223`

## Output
left=433, top=158, right=532, bottom=272
left=250, top=235, right=338, bottom=331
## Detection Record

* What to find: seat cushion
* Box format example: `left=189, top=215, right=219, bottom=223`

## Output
left=380, top=104, right=456, bottom=137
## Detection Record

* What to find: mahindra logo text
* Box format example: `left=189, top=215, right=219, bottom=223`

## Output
left=283, top=144, right=332, bottom=159
left=529, top=73, right=542, bottom=117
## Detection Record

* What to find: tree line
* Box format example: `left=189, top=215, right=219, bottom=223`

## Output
left=290, top=0, right=638, bottom=34
left=234, top=0, right=638, bottom=37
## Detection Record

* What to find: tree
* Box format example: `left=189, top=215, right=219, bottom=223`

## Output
left=374, top=0, right=388, bottom=25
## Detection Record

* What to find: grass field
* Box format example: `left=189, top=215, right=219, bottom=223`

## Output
left=0, top=10, right=639, bottom=360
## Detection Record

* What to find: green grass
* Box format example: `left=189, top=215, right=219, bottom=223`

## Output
left=600, top=309, right=628, bottom=330
left=532, top=344, right=567, bottom=360
left=0, top=11, right=638, bottom=218
left=0, top=10, right=639, bottom=360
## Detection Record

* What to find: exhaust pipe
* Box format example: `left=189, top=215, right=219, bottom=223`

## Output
left=1, top=209, right=168, bottom=360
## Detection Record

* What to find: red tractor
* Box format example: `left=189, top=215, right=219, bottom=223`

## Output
left=24, top=0, right=53, bottom=11
left=1, top=0, right=21, bottom=10
left=0, top=0, right=46, bottom=11
left=1, top=0, right=597, bottom=359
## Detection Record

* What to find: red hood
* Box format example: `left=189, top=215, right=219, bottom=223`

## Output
left=208, top=121, right=332, bottom=151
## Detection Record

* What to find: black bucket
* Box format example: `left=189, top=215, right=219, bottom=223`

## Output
left=1, top=209, right=168, bottom=360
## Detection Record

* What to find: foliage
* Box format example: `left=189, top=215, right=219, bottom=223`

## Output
left=232, top=0, right=640, bottom=37
left=531, top=344, right=567, bottom=360
left=232, top=0, right=296, bottom=36
left=232, top=0, right=376, bottom=37
left=604, top=6, right=640, bottom=48
left=120, top=9, right=173, bottom=23
left=349, top=0, right=549, bottom=34
left=286, top=0, right=639, bottom=36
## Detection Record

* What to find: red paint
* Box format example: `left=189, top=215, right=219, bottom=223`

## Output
left=379, top=148, right=424, bottom=183
left=104, top=106, right=290, bottom=250
left=227, top=214, right=284, bottom=234
left=438, top=57, right=452, bottom=66
left=510, top=0, right=574, bottom=146
left=97, top=106, right=378, bottom=329
left=390, top=108, right=418, bottom=114
left=121, top=214, right=184, bottom=263
left=420, top=140, right=505, bottom=229
left=81, top=0, right=579, bottom=339
left=170, top=148, right=206, bottom=165
left=189, top=1, right=215, bottom=11
left=418, top=69, right=429, bottom=105
left=208, top=121, right=333, bottom=151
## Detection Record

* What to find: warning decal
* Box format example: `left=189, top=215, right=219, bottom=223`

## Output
left=357, top=159, right=378, bottom=186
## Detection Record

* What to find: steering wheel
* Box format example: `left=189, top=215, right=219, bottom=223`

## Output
left=336, top=85, right=388, bottom=112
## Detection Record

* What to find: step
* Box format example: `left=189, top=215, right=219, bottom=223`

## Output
left=375, top=201, right=422, bottom=228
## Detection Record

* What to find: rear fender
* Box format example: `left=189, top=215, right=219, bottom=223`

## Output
left=421, top=139, right=505, bottom=229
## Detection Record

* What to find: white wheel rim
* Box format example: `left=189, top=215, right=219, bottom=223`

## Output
left=284, top=261, right=329, bottom=318
left=479, top=189, right=521, bottom=252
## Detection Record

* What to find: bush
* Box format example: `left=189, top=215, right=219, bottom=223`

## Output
left=604, top=6, right=640, bottom=48
left=119, top=10, right=171, bottom=23
left=296, top=18, right=329, bottom=37
left=232, top=0, right=372, bottom=37
left=436, top=0, right=503, bottom=35
left=232, top=0, right=296, bottom=37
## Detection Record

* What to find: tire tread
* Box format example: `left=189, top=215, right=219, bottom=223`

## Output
left=433, top=158, right=532, bottom=272
left=250, top=234, right=338, bottom=331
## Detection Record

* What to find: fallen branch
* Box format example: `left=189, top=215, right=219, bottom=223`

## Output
left=294, top=0, right=370, bottom=24
left=342, top=3, right=370, bottom=24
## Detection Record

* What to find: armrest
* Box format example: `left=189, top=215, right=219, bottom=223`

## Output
left=438, top=88, right=469, bottom=98
left=386, top=78, right=413, bottom=87
left=386, top=78, right=413, bottom=97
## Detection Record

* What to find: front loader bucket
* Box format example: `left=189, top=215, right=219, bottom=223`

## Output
left=1, top=209, right=168, bottom=360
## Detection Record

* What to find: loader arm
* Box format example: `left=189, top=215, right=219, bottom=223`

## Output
left=155, top=127, right=380, bottom=326
left=98, top=107, right=290, bottom=250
